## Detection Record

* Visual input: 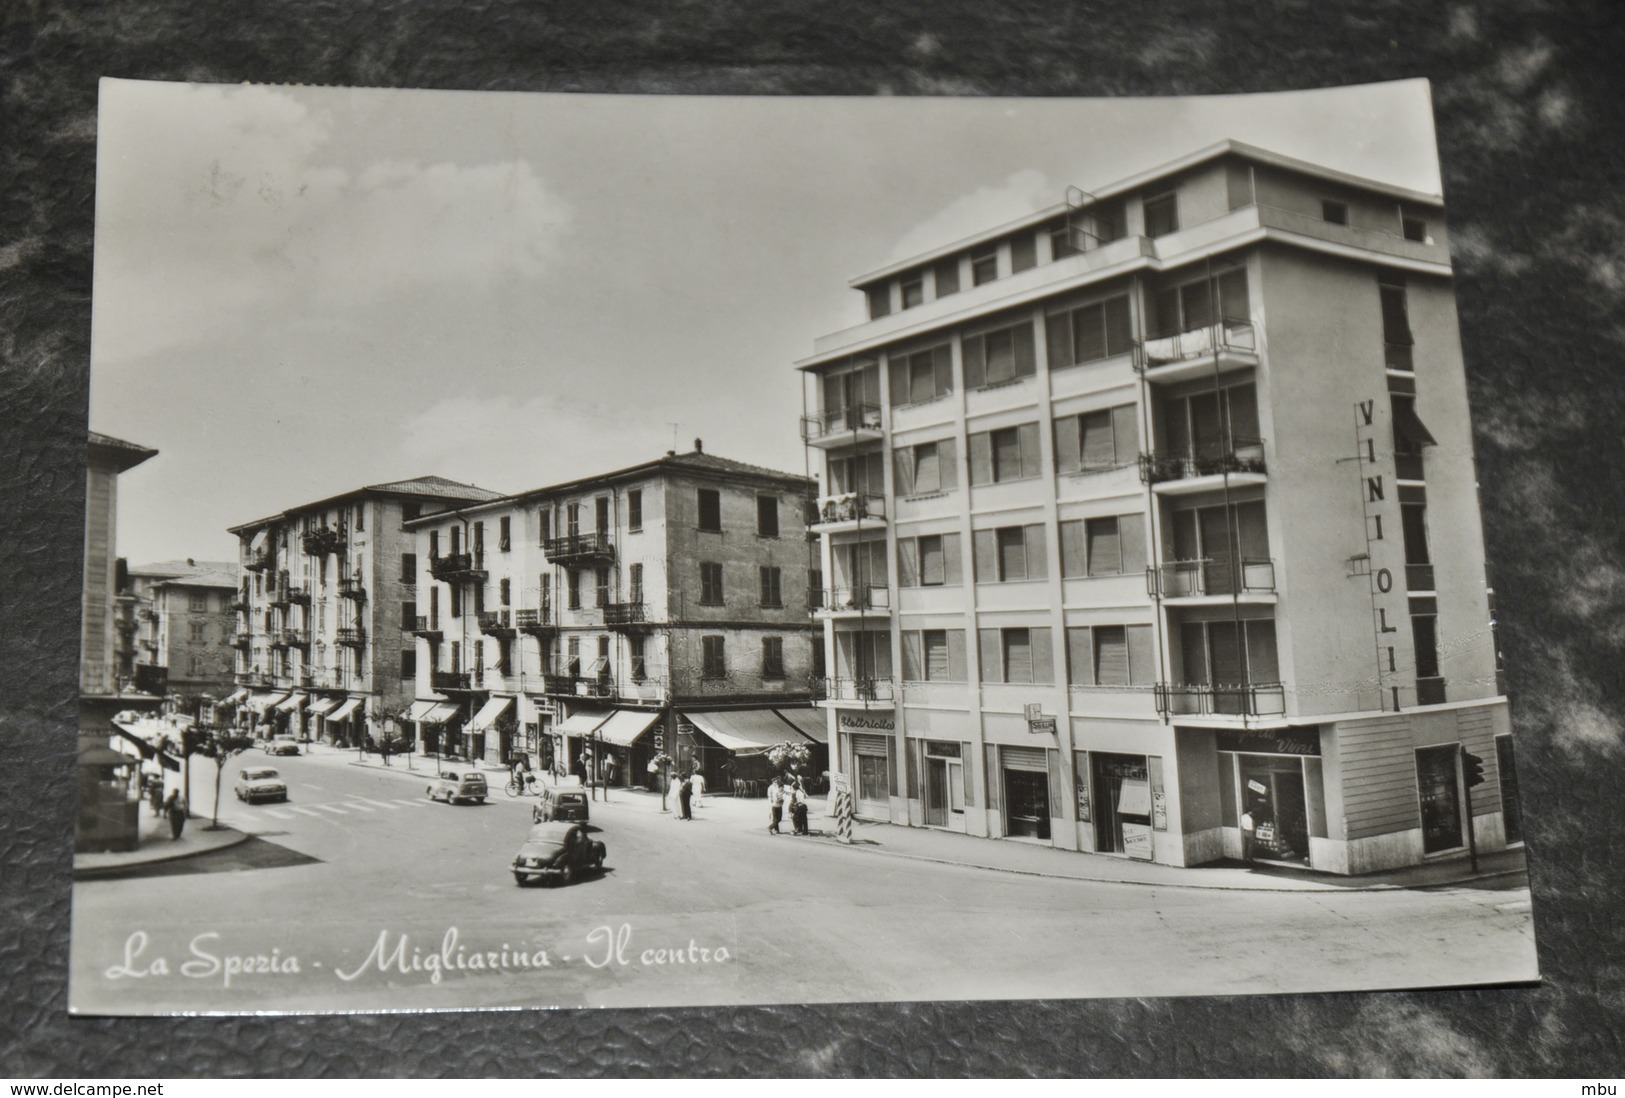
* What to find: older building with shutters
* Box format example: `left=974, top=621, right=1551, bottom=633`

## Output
left=798, top=140, right=1516, bottom=874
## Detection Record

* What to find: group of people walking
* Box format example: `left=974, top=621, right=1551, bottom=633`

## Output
left=673, top=770, right=705, bottom=820
left=767, top=775, right=810, bottom=836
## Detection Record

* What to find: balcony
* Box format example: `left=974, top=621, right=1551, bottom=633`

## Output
left=270, top=582, right=308, bottom=607
left=543, top=672, right=615, bottom=699
left=279, top=628, right=310, bottom=649
left=231, top=632, right=252, bottom=650
left=1154, top=681, right=1286, bottom=719
left=302, top=526, right=346, bottom=557
left=1415, top=676, right=1447, bottom=706
left=338, top=574, right=367, bottom=601
left=813, top=585, right=891, bottom=619
left=1140, top=438, right=1267, bottom=494
left=814, top=676, right=896, bottom=710
left=479, top=610, right=516, bottom=638
left=802, top=403, right=884, bottom=449
left=603, top=602, right=651, bottom=631
left=1148, top=559, right=1276, bottom=603
left=138, top=607, right=158, bottom=621
left=269, top=631, right=290, bottom=650
left=244, top=550, right=273, bottom=573
left=515, top=608, right=557, bottom=637
left=336, top=626, right=367, bottom=649
left=620, top=676, right=668, bottom=705
left=431, top=670, right=474, bottom=693
left=286, top=586, right=310, bottom=606
left=228, top=593, right=249, bottom=612
left=238, top=671, right=273, bottom=688
left=1136, top=321, right=1258, bottom=383
left=428, top=552, right=488, bottom=583
left=412, top=615, right=443, bottom=640
left=810, top=492, right=887, bottom=535
left=543, top=533, right=615, bottom=567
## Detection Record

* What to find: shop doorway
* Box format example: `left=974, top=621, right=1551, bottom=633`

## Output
left=1001, top=747, right=1051, bottom=840
left=850, top=733, right=891, bottom=818
left=1091, top=753, right=1148, bottom=853
left=1416, top=743, right=1465, bottom=854
left=1239, top=757, right=1309, bottom=864
left=922, top=741, right=963, bottom=827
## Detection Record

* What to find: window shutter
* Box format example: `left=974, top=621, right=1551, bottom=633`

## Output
left=1076, top=302, right=1107, bottom=362
left=924, top=631, right=950, bottom=680
left=993, top=429, right=1021, bottom=482
left=963, top=743, right=976, bottom=806
left=1112, top=405, right=1140, bottom=466
left=1011, top=232, right=1037, bottom=272
left=969, top=432, right=993, bottom=485
left=1119, top=514, right=1146, bottom=574
left=1094, top=626, right=1129, bottom=685
left=1013, top=321, right=1036, bottom=377
left=1228, top=383, right=1261, bottom=439
left=1080, top=410, right=1114, bottom=468
left=1127, top=624, right=1156, bottom=685
left=933, top=345, right=953, bottom=396
left=997, top=527, right=1026, bottom=581
left=942, top=533, right=963, bottom=585
left=1067, top=627, right=1093, bottom=685
left=1245, top=620, right=1280, bottom=682
left=888, top=357, right=910, bottom=406
left=973, top=529, right=998, bottom=584
left=963, top=336, right=986, bottom=389
left=1208, top=622, right=1244, bottom=686
left=1018, top=422, right=1042, bottom=479
left=900, top=631, right=923, bottom=681
left=893, top=447, right=916, bottom=497
left=914, top=444, right=940, bottom=493
left=1055, top=415, right=1081, bottom=474
left=1087, top=517, right=1122, bottom=575
left=938, top=437, right=958, bottom=489
left=1046, top=311, right=1072, bottom=369
left=947, top=630, right=968, bottom=682
left=1004, top=630, right=1034, bottom=683
left=897, top=538, right=920, bottom=587
left=1104, top=295, right=1132, bottom=356
left=1030, top=627, right=1054, bottom=684
left=978, top=629, right=1002, bottom=683
left=986, top=330, right=1015, bottom=383
left=1060, top=520, right=1086, bottom=577
left=1024, top=524, right=1048, bottom=580
left=918, top=537, right=943, bottom=585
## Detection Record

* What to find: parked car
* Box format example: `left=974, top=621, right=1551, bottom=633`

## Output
left=265, top=737, right=300, bottom=756
left=511, top=822, right=606, bottom=886
left=234, top=766, right=288, bottom=803
left=427, top=769, right=488, bottom=805
left=532, top=780, right=590, bottom=824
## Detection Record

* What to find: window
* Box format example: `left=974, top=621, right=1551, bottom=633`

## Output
left=828, top=450, right=885, bottom=497
left=499, top=578, right=511, bottom=606
left=897, top=533, right=963, bottom=587
left=1010, top=233, right=1037, bottom=273
left=450, top=584, right=463, bottom=618
left=473, top=522, right=484, bottom=559
left=1045, top=294, right=1133, bottom=368
left=595, top=497, right=610, bottom=535
left=901, top=275, right=924, bottom=309
left=538, top=574, right=551, bottom=618
left=971, top=247, right=998, bottom=285
left=901, top=629, right=968, bottom=681
left=629, top=634, right=647, bottom=681
left=1380, top=271, right=1413, bottom=371
left=595, top=567, right=610, bottom=608
left=1060, top=514, right=1147, bottom=578
left=978, top=627, right=1054, bottom=684
left=566, top=503, right=581, bottom=537
left=699, top=562, right=724, bottom=606
left=628, top=563, right=643, bottom=604
left=401, top=502, right=422, bottom=523
left=962, top=321, right=1036, bottom=388
left=401, top=601, right=415, bottom=629
left=566, top=636, right=580, bottom=676
left=1152, top=269, right=1249, bottom=336
left=867, top=285, right=891, bottom=319
left=428, top=588, right=439, bottom=629
left=968, top=423, right=1041, bottom=485
left=499, top=516, right=511, bottom=552
left=1322, top=199, right=1349, bottom=225
left=1066, top=624, right=1156, bottom=686
left=697, top=488, right=722, bottom=532
left=628, top=490, right=642, bottom=531
left=190, top=621, right=207, bottom=642
left=934, top=257, right=959, bottom=297
left=1402, top=216, right=1427, bottom=242
left=1048, top=219, right=1079, bottom=259
left=759, top=565, right=783, bottom=608
left=702, top=635, right=726, bottom=679
left=355, top=504, right=364, bottom=532
left=887, top=343, right=953, bottom=406
left=538, top=509, right=552, bottom=545
left=1056, top=405, right=1139, bottom=473
left=757, top=494, right=779, bottom=537
left=567, top=570, right=581, bottom=611
left=762, top=637, right=785, bottom=679
left=1143, top=192, right=1179, bottom=238
left=189, top=593, right=208, bottom=612
left=893, top=438, right=958, bottom=496
left=973, top=524, right=1047, bottom=583
left=401, top=649, right=416, bottom=680
left=400, top=553, right=416, bottom=584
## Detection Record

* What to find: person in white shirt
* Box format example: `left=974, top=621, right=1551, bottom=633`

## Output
left=767, top=777, right=784, bottom=835
left=689, top=771, right=706, bottom=809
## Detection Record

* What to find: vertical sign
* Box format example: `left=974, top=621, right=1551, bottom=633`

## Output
left=1354, top=398, right=1406, bottom=711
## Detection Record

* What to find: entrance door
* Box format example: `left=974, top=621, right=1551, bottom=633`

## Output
left=1496, top=735, right=1522, bottom=845
left=1417, top=744, right=1465, bottom=854
left=1092, top=753, right=1149, bottom=853
left=925, top=758, right=949, bottom=826
left=1002, top=767, right=1051, bottom=840
left=856, top=753, right=889, bottom=814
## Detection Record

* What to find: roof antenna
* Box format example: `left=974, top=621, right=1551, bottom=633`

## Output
left=667, top=422, right=681, bottom=458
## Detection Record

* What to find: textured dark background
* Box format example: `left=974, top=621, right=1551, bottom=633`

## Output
left=3, top=0, right=1623, bottom=1078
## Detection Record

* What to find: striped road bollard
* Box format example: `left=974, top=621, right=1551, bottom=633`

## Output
left=836, top=790, right=854, bottom=843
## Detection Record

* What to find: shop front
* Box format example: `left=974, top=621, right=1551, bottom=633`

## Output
left=919, top=740, right=969, bottom=831
left=326, top=696, right=367, bottom=748
left=592, top=708, right=664, bottom=787
left=407, top=698, right=463, bottom=757
left=1415, top=742, right=1465, bottom=856
left=683, top=709, right=819, bottom=796
left=466, top=695, right=515, bottom=765
left=557, top=708, right=610, bottom=782
left=306, top=694, right=340, bottom=739
left=1214, top=726, right=1324, bottom=868
left=1088, top=752, right=1148, bottom=855
left=273, top=691, right=307, bottom=739
left=846, top=731, right=893, bottom=819
left=999, top=745, right=1052, bottom=841
left=244, top=691, right=287, bottom=737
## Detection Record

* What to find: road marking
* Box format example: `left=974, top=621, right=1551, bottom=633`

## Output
left=303, top=784, right=326, bottom=791
left=313, top=804, right=350, bottom=815
left=341, top=801, right=378, bottom=812
left=391, top=798, right=430, bottom=808
left=262, top=808, right=295, bottom=820
left=289, top=806, right=326, bottom=818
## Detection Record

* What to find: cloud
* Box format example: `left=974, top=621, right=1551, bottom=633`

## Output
left=886, top=169, right=1059, bottom=262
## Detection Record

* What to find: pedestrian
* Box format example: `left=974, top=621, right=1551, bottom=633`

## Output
left=689, top=770, right=705, bottom=810
left=677, top=771, right=693, bottom=821
left=164, top=790, right=186, bottom=841
left=1240, top=804, right=1257, bottom=862
left=791, top=778, right=810, bottom=835
left=767, top=776, right=784, bottom=835
left=148, top=779, right=164, bottom=817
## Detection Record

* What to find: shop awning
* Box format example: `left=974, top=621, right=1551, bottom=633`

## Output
left=557, top=710, right=611, bottom=736
left=328, top=697, right=365, bottom=723
left=81, top=744, right=130, bottom=768
left=405, top=699, right=439, bottom=722
left=468, top=695, right=515, bottom=733
left=275, top=693, right=307, bottom=713
left=110, top=725, right=181, bottom=771
left=592, top=708, right=661, bottom=748
left=307, top=696, right=340, bottom=716
left=247, top=692, right=287, bottom=715
left=685, top=709, right=806, bottom=753
left=222, top=689, right=250, bottom=706
left=773, top=708, right=827, bottom=745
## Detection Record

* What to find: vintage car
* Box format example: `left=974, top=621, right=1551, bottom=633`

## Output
left=265, top=737, right=300, bottom=756
left=427, top=769, right=488, bottom=805
left=531, top=780, right=590, bottom=824
left=511, top=822, right=606, bottom=887
left=234, top=766, right=288, bottom=804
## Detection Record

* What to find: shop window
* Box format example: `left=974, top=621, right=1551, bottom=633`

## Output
left=973, top=524, right=1047, bottom=583
left=1416, top=744, right=1465, bottom=854
left=968, top=423, right=1041, bottom=485
left=894, top=438, right=958, bottom=496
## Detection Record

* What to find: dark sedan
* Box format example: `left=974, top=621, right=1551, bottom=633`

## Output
left=511, top=822, right=605, bottom=887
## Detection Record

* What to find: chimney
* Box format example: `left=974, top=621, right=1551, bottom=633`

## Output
left=187, top=557, right=195, bottom=567
left=694, top=437, right=703, bottom=453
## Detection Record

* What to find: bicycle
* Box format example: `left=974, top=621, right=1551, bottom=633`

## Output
left=504, top=771, right=538, bottom=797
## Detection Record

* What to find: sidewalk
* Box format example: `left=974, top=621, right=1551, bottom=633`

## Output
left=73, top=805, right=250, bottom=879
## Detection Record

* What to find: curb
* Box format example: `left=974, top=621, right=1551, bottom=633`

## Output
left=73, top=826, right=252, bottom=880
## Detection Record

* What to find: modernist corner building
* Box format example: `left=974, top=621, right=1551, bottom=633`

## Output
left=797, top=139, right=1519, bottom=875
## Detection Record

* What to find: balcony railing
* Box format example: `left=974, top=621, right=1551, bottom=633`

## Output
left=479, top=610, right=515, bottom=637
left=228, top=593, right=249, bottom=612
left=428, top=552, right=488, bottom=582
left=820, top=676, right=896, bottom=704
left=336, top=626, right=367, bottom=648
left=1147, top=558, right=1276, bottom=598
left=801, top=402, right=884, bottom=445
left=603, top=602, right=650, bottom=629
left=1137, top=320, right=1257, bottom=371
left=543, top=671, right=615, bottom=699
left=1154, top=681, right=1286, bottom=718
left=432, top=670, right=473, bottom=692
left=279, top=628, right=310, bottom=648
left=811, top=492, right=886, bottom=528
left=231, top=632, right=252, bottom=650
left=815, top=585, right=891, bottom=614
left=543, top=533, right=615, bottom=566
left=1139, top=438, right=1267, bottom=485
left=338, top=575, right=366, bottom=601
left=1415, top=676, right=1447, bottom=706
left=301, top=526, right=346, bottom=557
left=244, top=550, right=273, bottom=573
left=514, top=608, right=556, bottom=635
left=412, top=615, right=443, bottom=639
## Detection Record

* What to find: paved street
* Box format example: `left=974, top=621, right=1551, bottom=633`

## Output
left=70, top=748, right=1539, bottom=1014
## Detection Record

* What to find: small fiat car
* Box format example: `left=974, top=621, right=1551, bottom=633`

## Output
left=234, top=766, right=288, bottom=803
left=427, top=769, right=488, bottom=805
left=531, top=781, right=590, bottom=824
left=511, top=822, right=606, bottom=887
left=265, top=737, right=300, bottom=756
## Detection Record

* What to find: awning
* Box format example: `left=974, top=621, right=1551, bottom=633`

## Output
left=592, top=709, right=661, bottom=748
left=275, top=693, right=307, bottom=713
left=249, top=528, right=269, bottom=555
left=1393, top=399, right=1439, bottom=449
left=774, top=708, right=827, bottom=745
left=685, top=709, right=805, bottom=754
left=468, top=695, right=515, bottom=733
left=557, top=710, right=611, bottom=736
left=405, top=699, right=439, bottom=722
left=307, top=696, right=340, bottom=716
left=81, top=744, right=130, bottom=768
left=222, top=689, right=249, bottom=706
left=419, top=701, right=461, bottom=724
left=247, top=692, right=287, bottom=715
left=111, top=726, right=180, bottom=771
left=328, top=697, right=365, bottom=723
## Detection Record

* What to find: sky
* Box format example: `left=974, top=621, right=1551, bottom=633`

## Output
left=89, top=78, right=1441, bottom=564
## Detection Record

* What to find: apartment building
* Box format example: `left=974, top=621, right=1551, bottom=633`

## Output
left=121, top=559, right=242, bottom=697
left=798, top=139, right=1518, bottom=875
left=226, top=476, right=503, bottom=745
left=404, top=446, right=823, bottom=792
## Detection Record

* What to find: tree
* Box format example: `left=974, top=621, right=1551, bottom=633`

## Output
left=189, top=727, right=257, bottom=829
left=376, top=734, right=409, bottom=767
left=766, top=741, right=811, bottom=776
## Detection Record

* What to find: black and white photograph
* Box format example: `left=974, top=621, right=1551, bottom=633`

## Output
left=66, top=76, right=1545, bottom=1017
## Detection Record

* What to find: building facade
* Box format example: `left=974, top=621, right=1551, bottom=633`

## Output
left=226, top=476, right=503, bottom=745
left=405, top=447, right=823, bottom=792
left=121, top=559, right=242, bottom=697
left=798, top=140, right=1518, bottom=875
